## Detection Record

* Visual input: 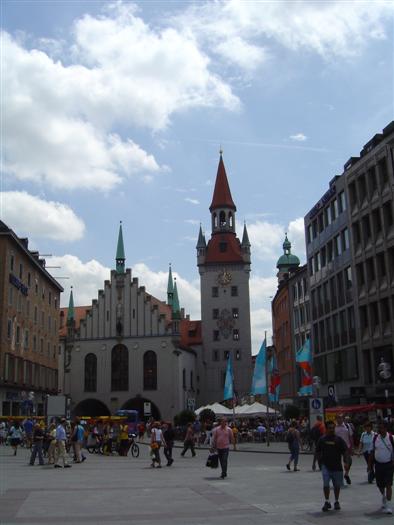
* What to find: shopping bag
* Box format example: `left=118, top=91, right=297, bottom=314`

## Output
left=206, top=452, right=219, bottom=468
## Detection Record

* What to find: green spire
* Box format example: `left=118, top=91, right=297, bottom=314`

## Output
left=116, top=221, right=125, bottom=274
left=67, top=287, right=75, bottom=322
left=172, top=278, right=181, bottom=319
left=196, top=224, right=206, bottom=249
left=167, top=264, right=174, bottom=307
left=241, top=222, right=251, bottom=247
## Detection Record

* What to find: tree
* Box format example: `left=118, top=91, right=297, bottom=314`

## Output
left=174, top=409, right=196, bottom=427
left=198, top=408, right=215, bottom=424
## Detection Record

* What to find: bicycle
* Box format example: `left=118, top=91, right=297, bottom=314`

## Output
left=128, top=434, right=139, bottom=458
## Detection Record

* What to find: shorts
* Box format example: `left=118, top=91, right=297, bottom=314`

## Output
left=322, top=465, right=343, bottom=489
left=375, top=461, right=394, bottom=489
left=10, top=438, right=21, bottom=447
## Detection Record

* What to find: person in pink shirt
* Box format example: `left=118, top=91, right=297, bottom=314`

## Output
left=335, top=414, right=354, bottom=485
left=211, top=418, right=234, bottom=479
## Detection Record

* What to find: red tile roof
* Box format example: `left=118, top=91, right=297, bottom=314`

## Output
left=209, top=155, right=236, bottom=211
left=179, top=319, right=202, bottom=346
left=205, top=233, right=244, bottom=264
left=59, top=306, right=91, bottom=337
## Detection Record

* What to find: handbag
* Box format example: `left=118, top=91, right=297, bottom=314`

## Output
left=206, top=452, right=219, bottom=469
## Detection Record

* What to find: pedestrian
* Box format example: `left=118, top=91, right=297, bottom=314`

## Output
left=311, top=416, right=325, bottom=471
left=193, top=419, right=201, bottom=448
left=119, top=422, right=129, bottom=456
left=71, top=417, right=86, bottom=463
left=357, top=421, right=375, bottom=483
left=316, top=419, right=347, bottom=512
left=230, top=422, right=239, bottom=451
left=334, top=414, right=354, bottom=485
left=23, top=417, right=34, bottom=449
left=29, top=423, right=44, bottom=466
left=150, top=421, right=166, bottom=468
left=9, top=421, right=23, bottom=456
left=181, top=423, right=196, bottom=457
left=54, top=418, right=71, bottom=468
left=47, top=423, right=57, bottom=465
left=163, top=422, right=175, bottom=466
left=211, top=418, right=234, bottom=479
left=368, top=420, right=394, bottom=514
left=286, top=420, right=301, bottom=472
left=137, top=421, right=145, bottom=443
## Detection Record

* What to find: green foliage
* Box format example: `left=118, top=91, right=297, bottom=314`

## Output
left=174, top=409, right=196, bottom=427
left=198, top=408, right=215, bottom=424
left=284, top=405, right=300, bottom=420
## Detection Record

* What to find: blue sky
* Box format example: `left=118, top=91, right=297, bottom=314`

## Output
left=1, top=0, right=393, bottom=353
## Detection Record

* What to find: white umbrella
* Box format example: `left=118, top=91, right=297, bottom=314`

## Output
left=235, top=402, right=279, bottom=417
left=208, top=402, right=233, bottom=416
left=195, top=404, right=212, bottom=415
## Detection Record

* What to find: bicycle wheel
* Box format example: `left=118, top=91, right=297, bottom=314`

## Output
left=131, top=443, right=139, bottom=458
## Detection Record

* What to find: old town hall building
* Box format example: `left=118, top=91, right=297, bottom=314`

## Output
left=61, top=155, right=252, bottom=420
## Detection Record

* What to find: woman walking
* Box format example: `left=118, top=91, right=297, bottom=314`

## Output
left=150, top=422, right=166, bottom=468
left=163, top=422, right=175, bottom=466
left=286, top=420, right=301, bottom=471
left=9, top=420, right=23, bottom=456
left=357, top=421, right=375, bottom=483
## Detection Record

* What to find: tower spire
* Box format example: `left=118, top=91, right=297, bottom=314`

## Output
left=241, top=222, right=251, bottom=247
left=172, top=277, right=181, bottom=320
left=209, top=154, right=236, bottom=212
left=196, top=224, right=206, bottom=249
left=167, top=263, right=174, bottom=307
left=67, top=286, right=75, bottom=322
left=116, top=221, right=125, bottom=274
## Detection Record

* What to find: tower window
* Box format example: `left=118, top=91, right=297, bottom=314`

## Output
left=235, top=350, right=241, bottom=360
left=224, top=350, right=230, bottom=360
left=212, top=287, right=219, bottom=297
left=229, top=213, right=233, bottom=228
left=213, top=350, right=219, bottom=361
left=213, top=213, right=218, bottom=228
left=219, top=211, right=226, bottom=227
left=231, top=286, right=238, bottom=297
left=233, top=329, right=239, bottom=341
left=232, top=308, right=239, bottom=318
left=213, top=309, right=219, bottom=319
left=213, top=330, right=220, bottom=341
left=219, top=242, right=227, bottom=252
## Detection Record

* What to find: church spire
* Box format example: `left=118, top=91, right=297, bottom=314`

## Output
left=196, top=224, right=206, bottom=249
left=116, top=221, right=125, bottom=274
left=167, top=263, right=174, bottom=307
left=172, top=278, right=181, bottom=320
left=67, top=287, right=75, bottom=322
left=241, top=222, right=251, bottom=247
left=209, top=153, right=236, bottom=212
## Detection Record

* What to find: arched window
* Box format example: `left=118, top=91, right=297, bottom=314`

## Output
left=182, top=368, right=186, bottom=390
left=143, top=351, right=157, bottom=390
left=229, top=212, right=233, bottom=228
left=213, top=213, right=218, bottom=228
left=219, top=211, right=226, bottom=227
left=84, top=353, right=97, bottom=392
left=111, top=344, right=128, bottom=391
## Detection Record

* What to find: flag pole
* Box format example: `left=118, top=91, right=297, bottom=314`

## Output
left=265, top=331, right=270, bottom=447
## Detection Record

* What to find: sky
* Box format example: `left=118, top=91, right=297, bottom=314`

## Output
left=1, top=0, right=393, bottom=354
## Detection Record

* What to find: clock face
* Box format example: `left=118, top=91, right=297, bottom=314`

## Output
left=218, top=270, right=232, bottom=286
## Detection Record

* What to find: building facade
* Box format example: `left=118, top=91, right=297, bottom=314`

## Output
left=60, top=226, right=202, bottom=421
left=197, top=154, right=253, bottom=404
left=0, top=221, right=63, bottom=416
left=306, top=121, right=394, bottom=404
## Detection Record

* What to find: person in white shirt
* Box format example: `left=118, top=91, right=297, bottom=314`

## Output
left=335, top=414, right=354, bottom=485
left=357, top=421, right=375, bottom=483
left=150, top=422, right=166, bottom=468
left=368, top=421, right=394, bottom=514
left=54, top=419, right=71, bottom=469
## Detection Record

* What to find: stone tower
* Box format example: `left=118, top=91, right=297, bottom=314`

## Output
left=197, top=154, right=252, bottom=404
left=276, top=234, right=300, bottom=285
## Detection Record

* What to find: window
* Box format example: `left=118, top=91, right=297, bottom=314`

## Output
left=27, top=272, right=31, bottom=286
left=231, top=286, right=238, bottom=297
left=8, top=287, right=13, bottom=306
left=334, top=235, right=342, bottom=256
left=19, top=263, right=23, bottom=279
left=212, top=287, right=219, bottom=298
left=40, top=339, right=44, bottom=353
left=342, top=347, right=358, bottom=380
left=345, top=267, right=352, bottom=289
left=212, top=309, right=219, bottom=320
left=366, top=257, right=376, bottom=282
left=372, top=208, right=383, bottom=236
left=332, top=199, right=338, bottom=220
left=312, top=219, right=317, bottom=239
left=10, top=253, right=14, bottom=271
left=338, top=191, right=346, bottom=213
left=219, top=242, right=227, bottom=252
left=16, top=326, right=20, bottom=345
left=7, top=319, right=12, bottom=339
left=356, top=262, right=365, bottom=287
left=377, top=252, right=387, bottom=279
left=341, top=228, right=349, bottom=251
left=368, top=166, right=378, bottom=196
left=111, top=345, right=128, bottom=391
left=48, top=291, right=52, bottom=305
left=383, top=202, right=394, bottom=231
left=308, top=257, right=314, bottom=276
left=224, top=350, right=230, bottom=360
left=370, top=302, right=379, bottom=329
left=379, top=157, right=389, bottom=187
left=327, top=351, right=342, bottom=382
left=235, top=350, right=241, bottom=360
left=359, top=305, right=369, bottom=330
left=34, top=306, right=38, bottom=324
left=348, top=307, right=356, bottom=342
left=54, top=297, right=58, bottom=309
left=320, top=247, right=326, bottom=268
left=213, top=330, right=220, bottom=341
left=84, top=354, right=97, bottom=392
left=182, top=369, right=186, bottom=389
left=362, top=215, right=372, bottom=244
left=324, top=206, right=332, bottom=226
left=24, top=330, right=29, bottom=349
left=314, top=252, right=320, bottom=272
left=233, top=329, right=239, bottom=341
left=33, top=336, right=37, bottom=352
left=219, top=211, right=226, bottom=227
left=352, top=222, right=361, bottom=248
left=349, top=181, right=357, bottom=208
left=212, top=350, right=219, bottom=362
left=307, top=224, right=313, bottom=243
left=318, top=213, right=324, bottom=233
left=358, top=175, right=367, bottom=205
left=143, top=351, right=157, bottom=390
left=381, top=298, right=391, bottom=325
left=232, top=308, right=239, bottom=319
left=190, top=371, right=194, bottom=390
left=327, top=241, right=333, bottom=262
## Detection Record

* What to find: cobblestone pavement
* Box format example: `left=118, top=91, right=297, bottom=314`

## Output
left=0, top=445, right=391, bottom=525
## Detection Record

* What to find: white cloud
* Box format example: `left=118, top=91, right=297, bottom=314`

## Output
left=177, top=0, right=393, bottom=69
left=0, top=191, right=85, bottom=241
left=184, top=219, right=200, bottom=225
left=185, top=198, right=200, bottom=205
left=288, top=217, right=306, bottom=263
left=250, top=307, right=274, bottom=354
left=290, top=133, right=307, bottom=142
left=2, top=3, right=239, bottom=191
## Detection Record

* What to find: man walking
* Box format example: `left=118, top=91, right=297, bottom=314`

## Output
left=335, top=414, right=353, bottom=484
left=211, top=418, right=234, bottom=479
left=54, top=418, right=71, bottom=469
left=368, top=421, right=394, bottom=514
left=29, top=423, right=44, bottom=466
left=181, top=423, right=196, bottom=457
left=311, top=415, right=325, bottom=471
left=316, top=420, right=347, bottom=511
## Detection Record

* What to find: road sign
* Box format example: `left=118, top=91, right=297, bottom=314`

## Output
left=143, top=402, right=151, bottom=416
left=309, top=397, right=324, bottom=425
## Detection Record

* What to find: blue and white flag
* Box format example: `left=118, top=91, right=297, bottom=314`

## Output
left=223, top=356, right=234, bottom=401
left=251, top=340, right=267, bottom=395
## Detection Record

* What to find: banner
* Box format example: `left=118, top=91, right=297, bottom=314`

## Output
left=223, top=357, right=234, bottom=401
left=296, top=338, right=313, bottom=396
left=268, top=352, right=281, bottom=403
left=251, top=340, right=267, bottom=395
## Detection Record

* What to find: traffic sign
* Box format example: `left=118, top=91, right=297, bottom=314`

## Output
left=309, top=397, right=324, bottom=425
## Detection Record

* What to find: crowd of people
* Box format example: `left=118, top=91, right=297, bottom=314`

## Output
left=2, top=412, right=394, bottom=514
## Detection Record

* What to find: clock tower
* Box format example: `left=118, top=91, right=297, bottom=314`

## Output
left=196, top=154, right=252, bottom=404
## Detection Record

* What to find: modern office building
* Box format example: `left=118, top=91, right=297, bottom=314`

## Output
left=0, top=221, right=63, bottom=416
left=305, top=122, right=394, bottom=404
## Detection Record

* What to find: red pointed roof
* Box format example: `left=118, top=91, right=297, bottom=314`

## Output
left=209, top=155, right=236, bottom=212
